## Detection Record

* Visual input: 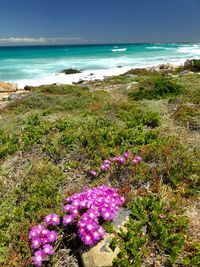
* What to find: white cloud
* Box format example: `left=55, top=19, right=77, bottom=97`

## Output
left=0, top=37, right=84, bottom=45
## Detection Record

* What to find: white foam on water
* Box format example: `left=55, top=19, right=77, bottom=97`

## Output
left=177, top=44, right=200, bottom=55
left=111, top=48, right=127, bottom=52
left=15, top=66, right=131, bottom=88
left=146, top=46, right=163, bottom=50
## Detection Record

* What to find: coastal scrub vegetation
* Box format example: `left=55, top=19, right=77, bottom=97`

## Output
left=0, top=70, right=200, bottom=266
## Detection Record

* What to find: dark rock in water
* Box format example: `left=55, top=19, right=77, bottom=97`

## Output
left=73, top=80, right=85, bottom=84
left=117, top=66, right=122, bottom=68
left=90, top=73, right=94, bottom=76
left=60, top=69, right=81, bottom=75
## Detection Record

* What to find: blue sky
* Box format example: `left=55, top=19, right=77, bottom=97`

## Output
left=0, top=0, right=200, bottom=45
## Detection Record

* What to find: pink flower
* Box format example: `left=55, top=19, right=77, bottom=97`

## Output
left=44, top=213, right=60, bottom=226
left=132, top=156, right=142, bottom=164
left=159, top=214, right=167, bottom=219
left=123, top=151, right=129, bottom=159
left=103, top=160, right=111, bottom=164
left=63, top=204, right=71, bottom=212
left=44, top=214, right=52, bottom=225
left=47, top=231, right=58, bottom=242
left=33, top=250, right=45, bottom=267
left=101, top=163, right=110, bottom=171
left=81, top=233, right=94, bottom=246
left=89, top=170, right=98, bottom=177
left=31, top=238, right=42, bottom=249
left=70, top=207, right=79, bottom=217
left=43, top=244, right=54, bottom=255
left=29, top=228, right=39, bottom=239
left=63, top=215, right=74, bottom=225
left=51, top=213, right=60, bottom=225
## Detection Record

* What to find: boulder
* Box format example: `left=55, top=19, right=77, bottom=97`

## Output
left=183, top=59, right=200, bottom=72
left=79, top=208, right=131, bottom=267
left=60, top=69, right=81, bottom=75
left=24, top=85, right=35, bottom=91
left=159, top=63, right=177, bottom=71
left=8, top=93, right=24, bottom=101
left=184, top=59, right=194, bottom=70
left=0, top=82, right=18, bottom=92
left=125, top=73, right=137, bottom=78
left=180, top=70, right=194, bottom=76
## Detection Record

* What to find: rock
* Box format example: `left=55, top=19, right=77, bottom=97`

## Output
left=24, top=85, right=35, bottom=91
left=73, top=80, right=85, bottom=84
left=125, top=74, right=137, bottom=78
left=0, top=82, right=18, bottom=92
left=180, top=70, right=194, bottom=76
left=183, top=59, right=200, bottom=72
left=80, top=208, right=131, bottom=267
left=60, top=69, right=81, bottom=75
left=8, top=93, right=24, bottom=101
left=184, top=59, right=194, bottom=70
left=159, top=63, right=177, bottom=71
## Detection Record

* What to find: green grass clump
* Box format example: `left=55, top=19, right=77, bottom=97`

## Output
left=129, top=76, right=183, bottom=100
left=133, top=137, right=200, bottom=193
left=112, top=195, right=188, bottom=266
left=0, top=159, right=65, bottom=265
left=172, top=104, right=200, bottom=131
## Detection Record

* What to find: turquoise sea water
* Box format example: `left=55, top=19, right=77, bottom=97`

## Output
left=0, top=43, right=200, bottom=86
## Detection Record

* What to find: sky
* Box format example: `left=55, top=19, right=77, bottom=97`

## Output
left=0, top=0, right=200, bottom=45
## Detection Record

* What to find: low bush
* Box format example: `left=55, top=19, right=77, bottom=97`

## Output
left=172, top=104, right=200, bottom=131
left=129, top=76, right=183, bottom=100
left=112, top=195, right=188, bottom=266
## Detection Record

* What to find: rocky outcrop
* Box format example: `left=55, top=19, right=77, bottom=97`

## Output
left=0, top=82, right=18, bottom=92
left=147, top=63, right=178, bottom=73
left=183, top=59, right=200, bottom=72
left=79, top=208, right=131, bottom=267
left=60, top=69, right=81, bottom=75
left=180, top=70, right=194, bottom=76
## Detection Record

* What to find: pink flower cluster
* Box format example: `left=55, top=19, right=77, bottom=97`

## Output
left=29, top=185, right=125, bottom=266
left=29, top=222, right=58, bottom=266
left=63, top=185, right=125, bottom=246
left=90, top=152, right=142, bottom=177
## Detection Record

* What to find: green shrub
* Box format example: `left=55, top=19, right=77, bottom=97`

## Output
left=129, top=76, right=183, bottom=100
left=117, top=103, right=160, bottom=128
left=182, top=242, right=200, bottom=266
left=23, top=115, right=52, bottom=146
left=112, top=195, right=188, bottom=266
left=193, top=60, right=200, bottom=72
left=172, top=104, right=200, bottom=131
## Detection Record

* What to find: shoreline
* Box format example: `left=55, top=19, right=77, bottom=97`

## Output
left=0, top=58, right=199, bottom=102
left=11, top=59, right=186, bottom=89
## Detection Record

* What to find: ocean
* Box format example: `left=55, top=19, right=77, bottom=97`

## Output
left=0, top=43, right=200, bottom=88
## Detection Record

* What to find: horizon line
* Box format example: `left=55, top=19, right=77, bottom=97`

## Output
left=0, top=41, right=199, bottom=48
